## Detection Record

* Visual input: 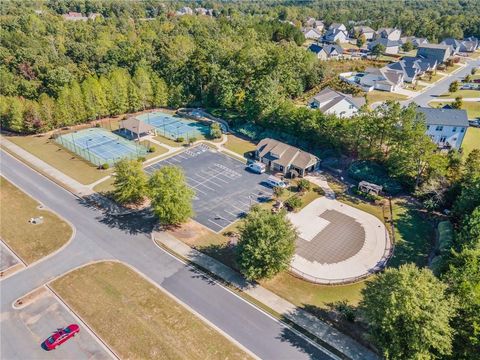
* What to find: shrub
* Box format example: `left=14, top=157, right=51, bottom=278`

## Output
left=285, top=196, right=302, bottom=211
left=138, top=156, right=146, bottom=162
left=273, top=186, right=285, bottom=198
left=148, top=146, right=156, bottom=153
left=210, top=122, right=222, bottom=139
left=101, top=163, right=109, bottom=170
left=189, top=136, right=197, bottom=144
left=297, top=179, right=311, bottom=193
left=95, top=123, right=101, bottom=128
left=176, top=136, right=185, bottom=143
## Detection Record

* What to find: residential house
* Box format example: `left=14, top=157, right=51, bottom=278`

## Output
left=303, top=28, right=323, bottom=40
left=62, top=12, right=102, bottom=21
left=417, top=44, right=452, bottom=63
left=375, top=28, right=402, bottom=41
left=417, top=107, right=469, bottom=150
left=308, top=87, right=366, bottom=117
left=368, top=38, right=401, bottom=54
left=323, top=24, right=348, bottom=43
left=400, top=36, right=428, bottom=48
left=305, top=17, right=316, bottom=28
left=256, top=138, right=319, bottom=177
left=387, top=56, right=437, bottom=83
left=441, top=38, right=478, bottom=53
left=176, top=7, right=193, bottom=16
left=313, top=20, right=325, bottom=32
left=195, top=8, right=213, bottom=16
left=351, top=26, right=375, bottom=40
left=359, top=67, right=404, bottom=91
left=308, top=43, right=344, bottom=60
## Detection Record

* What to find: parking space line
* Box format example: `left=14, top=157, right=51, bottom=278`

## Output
left=208, top=218, right=225, bottom=229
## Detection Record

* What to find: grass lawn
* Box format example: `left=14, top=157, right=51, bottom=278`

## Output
left=439, top=89, right=480, bottom=98
left=462, top=127, right=480, bottom=155
left=366, top=91, right=407, bottom=105
left=418, top=73, right=444, bottom=84
left=139, top=139, right=169, bottom=159
left=223, top=134, right=257, bottom=157
left=93, top=176, right=114, bottom=194
left=154, top=135, right=186, bottom=147
left=0, top=177, right=72, bottom=264
left=51, top=262, right=251, bottom=360
left=441, top=64, right=462, bottom=74
left=404, top=83, right=426, bottom=91
left=428, top=101, right=480, bottom=119
left=6, top=134, right=112, bottom=185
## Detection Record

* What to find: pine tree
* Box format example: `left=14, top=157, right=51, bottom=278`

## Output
left=68, top=81, right=86, bottom=123
left=38, top=93, right=55, bottom=130
left=82, top=76, right=108, bottom=120
left=6, top=97, right=25, bottom=132
left=99, top=76, right=114, bottom=116
left=127, top=79, right=142, bottom=112
left=151, top=74, right=168, bottom=107
left=133, top=66, right=153, bottom=109
left=109, top=68, right=129, bottom=115
left=54, top=87, right=72, bottom=127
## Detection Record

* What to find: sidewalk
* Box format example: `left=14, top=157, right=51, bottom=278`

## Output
left=154, top=231, right=380, bottom=360
left=0, top=137, right=93, bottom=196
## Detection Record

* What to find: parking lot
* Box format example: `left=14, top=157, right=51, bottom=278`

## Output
left=0, top=242, right=19, bottom=272
left=2, top=290, right=110, bottom=360
left=145, top=144, right=273, bottom=232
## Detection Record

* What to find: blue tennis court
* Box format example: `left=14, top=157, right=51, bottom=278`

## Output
left=55, top=128, right=148, bottom=166
left=137, top=111, right=210, bottom=140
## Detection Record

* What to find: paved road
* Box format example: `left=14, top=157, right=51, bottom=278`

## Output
left=403, top=58, right=480, bottom=107
left=0, top=150, right=335, bottom=360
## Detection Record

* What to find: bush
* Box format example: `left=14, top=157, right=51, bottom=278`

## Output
left=348, top=161, right=402, bottom=194
left=335, top=301, right=356, bottom=322
left=100, top=163, right=109, bottom=170
left=148, top=146, right=156, bottom=153
left=273, top=186, right=285, bottom=198
left=138, top=156, right=146, bottom=162
left=176, top=136, right=185, bottom=143
left=189, top=136, right=197, bottom=144
left=297, top=179, right=311, bottom=193
left=95, top=123, right=101, bottom=128
left=285, top=196, right=302, bottom=211
left=438, top=221, right=453, bottom=253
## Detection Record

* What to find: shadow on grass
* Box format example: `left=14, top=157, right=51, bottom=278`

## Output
left=389, top=199, right=432, bottom=268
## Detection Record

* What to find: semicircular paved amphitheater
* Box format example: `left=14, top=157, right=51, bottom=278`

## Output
left=287, top=196, right=391, bottom=284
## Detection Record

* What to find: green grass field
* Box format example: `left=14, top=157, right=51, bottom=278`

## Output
left=223, top=134, right=257, bottom=157
left=462, top=127, right=480, bottom=155
left=366, top=91, right=407, bottom=105
left=51, top=262, right=251, bottom=360
left=439, top=89, right=480, bottom=99
left=0, top=177, right=72, bottom=264
left=7, top=134, right=112, bottom=185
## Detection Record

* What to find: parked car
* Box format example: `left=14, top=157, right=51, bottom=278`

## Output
left=247, top=162, right=266, bottom=174
left=265, top=175, right=287, bottom=188
left=43, top=324, right=80, bottom=350
left=469, top=119, right=480, bottom=128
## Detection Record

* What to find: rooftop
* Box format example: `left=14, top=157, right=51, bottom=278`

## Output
left=417, top=107, right=469, bottom=127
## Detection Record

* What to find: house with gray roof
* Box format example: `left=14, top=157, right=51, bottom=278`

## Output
left=351, top=26, right=375, bottom=40
left=256, top=138, right=319, bottom=177
left=441, top=38, right=478, bottom=53
left=303, top=28, right=323, bottom=40
left=387, top=56, right=437, bottom=83
left=308, top=87, right=366, bottom=118
left=400, top=36, right=428, bottom=48
left=375, top=28, right=402, bottom=41
left=417, top=44, right=452, bottom=63
left=308, top=43, right=344, bottom=60
left=368, top=38, right=401, bottom=54
left=417, top=107, right=469, bottom=150
left=323, top=27, right=348, bottom=43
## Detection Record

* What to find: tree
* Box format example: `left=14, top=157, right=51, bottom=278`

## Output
left=371, top=44, right=385, bottom=58
left=449, top=80, right=459, bottom=93
left=112, top=159, right=147, bottom=205
left=109, top=68, right=129, bottom=115
left=6, top=97, right=24, bottom=132
left=297, top=179, right=311, bottom=193
left=455, top=206, right=480, bottom=250
left=148, top=166, right=195, bottom=225
left=356, top=34, right=366, bottom=48
left=236, top=207, right=296, bottom=281
left=451, top=96, right=463, bottom=109
left=401, top=41, right=414, bottom=52
left=38, top=93, right=56, bottom=130
left=443, top=246, right=480, bottom=359
left=273, top=186, right=285, bottom=199
left=453, top=150, right=480, bottom=218
left=82, top=76, right=108, bottom=120
left=360, top=264, right=456, bottom=360
left=210, top=122, right=222, bottom=139
left=151, top=74, right=168, bottom=107
left=133, top=66, right=153, bottom=110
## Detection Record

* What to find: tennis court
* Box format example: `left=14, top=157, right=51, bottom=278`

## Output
left=55, top=128, right=148, bottom=166
left=137, top=111, right=210, bottom=140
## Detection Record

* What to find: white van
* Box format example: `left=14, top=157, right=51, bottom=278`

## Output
left=266, top=175, right=287, bottom=188
left=247, top=162, right=266, bottom=174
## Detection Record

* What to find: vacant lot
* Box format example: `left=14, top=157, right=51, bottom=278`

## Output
left=51, top=262, right=251, bottom=360
left=0, top=177, right=72, bottom=264
left=7, top=134, right=111, bottom=185
left=428, top=101, right=480, bottom=119
left=462, top=127, right=480, bottom=155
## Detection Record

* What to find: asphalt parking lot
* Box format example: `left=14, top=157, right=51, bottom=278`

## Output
left=1, top=290, right=110, bottom=360
left=145, top=144, right=273, bottom=232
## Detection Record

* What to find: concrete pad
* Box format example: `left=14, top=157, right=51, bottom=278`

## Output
left=0, top=242, right=19, bottom=272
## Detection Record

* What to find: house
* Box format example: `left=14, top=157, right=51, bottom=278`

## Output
left=417, top=107, right=469, bottom=150
left=441, top=38, right=478, bottom=53
left=303, top=28, right=323, bottom=40
left=351, top=26, right=375, bottom=40
left=62, top=12, right=87, bottom=21
left=308, top=87, right=366, bottom=117
left=176, top=7, right=193, bottom=16
left=256, top=138, right=319, bottom=177
left=313, top=20, right=325, bottom=32
left=195, top=8, right=213, bottom=16
left=375, top=28, right=402, bottom=41
left=400, top=36, right=428, bottom=48
left=323, top=24, right=348, bottom=43
left=305, top=17, right=316, bottom=28
left=308, top=43, right=344, bottom=60
left=417, top=44, right=452, bottom=64
left=329, top=23, right=347, bottom=32
left=387, top=56, right=437, bottom=83
left=368, top=38, right=401, bottom=54
left=359, top=67, right=404, bottom=92
left=88, top=13, right=102, bottom=20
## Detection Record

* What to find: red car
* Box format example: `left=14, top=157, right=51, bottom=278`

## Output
left=43, top=324, right=80, bottom=350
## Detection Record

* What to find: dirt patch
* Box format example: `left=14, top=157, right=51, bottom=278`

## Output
left=168, top=221, right=213, bottom=245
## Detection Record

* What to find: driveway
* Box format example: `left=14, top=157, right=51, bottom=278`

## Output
left=404, top=59, right=480, bottom=107
left=0, top=150, right=335, bottom=360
